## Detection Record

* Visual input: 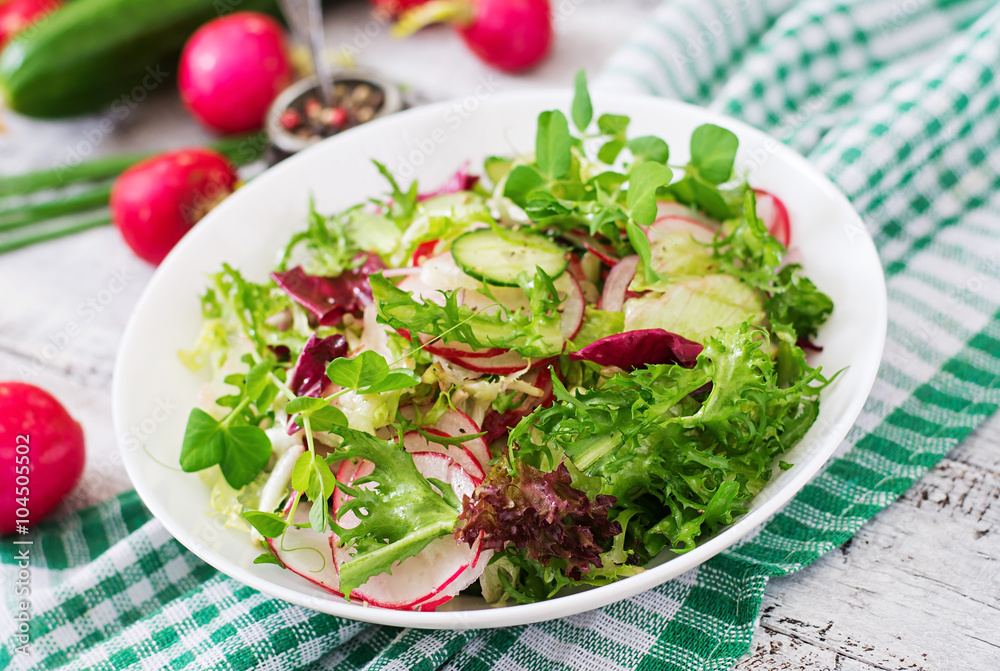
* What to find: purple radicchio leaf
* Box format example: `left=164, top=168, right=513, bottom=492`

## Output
left=288, top=333, right=348, bottom=398
left=271, top=253, right=386, bottom=326
left=417, top=164, right=479, bottom=202
left=570, top=329, right=703, bottom=370
left=285, top=333, right=347, bottom=434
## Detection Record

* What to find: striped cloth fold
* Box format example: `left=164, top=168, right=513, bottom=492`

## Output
left=4, top=0, right=1000, bottom=668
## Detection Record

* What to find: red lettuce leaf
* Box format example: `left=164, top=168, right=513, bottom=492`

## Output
left=457, top=462, right=620, bottom=580
left=570, top=329, right=703, bottom=370
left=417, top=164, right=479, bottom=202
left=271, top=253, right=385, bottom=326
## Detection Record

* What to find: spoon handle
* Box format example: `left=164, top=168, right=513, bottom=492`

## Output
left=306, top=0, right=334, bottom=105
left=280, top=0, right=335, bottom=105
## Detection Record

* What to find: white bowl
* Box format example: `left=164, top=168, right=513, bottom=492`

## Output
left=112, top=90, right=887, bottom=629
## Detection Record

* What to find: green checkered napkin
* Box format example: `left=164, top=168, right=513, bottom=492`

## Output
left=5, top=0, right=1000, bottom=668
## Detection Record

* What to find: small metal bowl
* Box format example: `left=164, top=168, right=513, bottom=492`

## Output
left=265, top=71, right=404, bottom=165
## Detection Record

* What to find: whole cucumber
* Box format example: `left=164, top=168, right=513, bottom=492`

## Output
left=0, top=0, right=283, bottom=118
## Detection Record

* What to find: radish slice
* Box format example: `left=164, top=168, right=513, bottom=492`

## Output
left=507, top=367, right=553, bottom=418
left=583, top=240, right=620, bottom=266
left=360, top=303, right=393, bottom=362
left=267, top=495, right=342, bottom=596
left=562, top=230, right=620, bottom=266
left=409, top=452, right=479, bottom=501
left=432, top=409, right=492, bottom=470
left=778, top=246, right=803, bottom=269
left=656, top=202, right=718, bottom=227
left=446, top=349, right=533, bottom=375
left=602, top=255, right=639, bottom=313
left=753, top=189, right=791, bottom=247
left=419, top=594, right=455, bottom=611
left=332, top=450, right=490, bottom=609
left=455, top=272, right=582, bottom=340
left=404, top=252, right=583, bottom=353
left=559, top=273, right=586, bottom=340
left=331, top=458, right=363, bottom=513
left=418, top=332, right=506, bottom=359
left=397, top=273, right=448, bottom=306
left=567, top=254, right=586, bottom=284
left=648, top=217, right=717, bottom=245
left=400, top=273, right=505, bottom=357
left=412, top=239, right=440, bottom=266
left=403, top=429, right=486, bottom=481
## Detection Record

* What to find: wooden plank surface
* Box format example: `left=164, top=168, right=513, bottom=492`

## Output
left=1, top=1, right=998, bottom=668
left=736, top=415, right=1000, bottom=671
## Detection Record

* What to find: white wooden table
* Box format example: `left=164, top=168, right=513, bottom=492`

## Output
left=1, top=1, right=997, bottom=668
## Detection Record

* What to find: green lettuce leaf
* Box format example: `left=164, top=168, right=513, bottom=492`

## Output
left=330, top=426, right=460, bottom=598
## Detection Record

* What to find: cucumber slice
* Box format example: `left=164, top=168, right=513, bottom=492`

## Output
left=451, top=228, right=568, bottom=287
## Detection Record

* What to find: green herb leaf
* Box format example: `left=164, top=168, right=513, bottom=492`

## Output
left=287, top=396, right=349, bottom=433
left=310, top=498, right=330, bottom=533
left=627, top=136, right=669, bottom=164
left=627, top=162, right=673, bottom=226
left=361, top=368, right=422, bottom=393
left=689, top=124, right=738, bottom=184
left=626, top=220, right=661, bottom=285
left=243, top=510, right=290, bottom=539
left=218, top=426, right=272, bottom=489
left=179, top=409, right=226, bottom=473
left=597, top=139, right=625, bottom=164
left=245, top=360, right=272, bottom=401
left=571, top=70, right=593, bottom=132
left=592, top=171, right=627, bottom=194
left=326, top=351, right=390, bottom=390
left=536, top=110, right=572, bottom=180
left=503, top=165, right=547, bottom=207
left=597, top=114, right=629, bottom=137
left=253, top=550, right=284, bottom=566
left=292, top=451, right=338, bottom=504
left=690, top=177, right=733, bottom=220
left=662, top=175, right=732, bottom=221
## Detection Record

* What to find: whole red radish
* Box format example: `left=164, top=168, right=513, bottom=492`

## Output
left=369, top=0, right=429, bottom=19
left=179, top=12, right=293, bottom=134
left=394, top=0, right=552, bottom=72
left=0, top=0, right=62, bottom=50
left=0, top=382, right=84, bottom=534
left=111, top=148, right=238, bottom=265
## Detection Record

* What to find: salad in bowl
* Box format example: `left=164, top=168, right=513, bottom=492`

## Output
left=177, top=77, right=834, bottom=612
